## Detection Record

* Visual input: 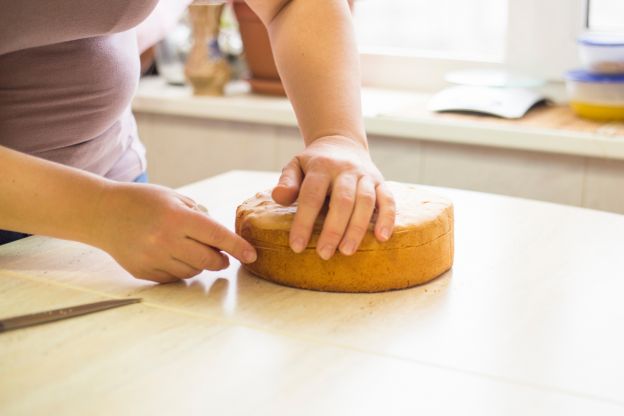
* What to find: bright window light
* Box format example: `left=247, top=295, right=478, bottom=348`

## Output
left=352, top=0, right=508, bottom=61
left=587, top=0, right=624, bottom=32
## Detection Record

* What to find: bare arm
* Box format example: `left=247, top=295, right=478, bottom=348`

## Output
left=0, top=145, right=109, bottom=243
left=0, top=145, right=256, bottom=282
left=247, top=0, right=366, bottom=147
left=245, top=0, right=396, bottom=259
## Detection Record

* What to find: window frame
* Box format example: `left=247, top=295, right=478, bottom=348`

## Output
left=358, top=0, right=587, bottom=91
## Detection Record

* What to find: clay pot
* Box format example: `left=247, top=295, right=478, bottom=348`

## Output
left=232, top=0, right=354, bottom=96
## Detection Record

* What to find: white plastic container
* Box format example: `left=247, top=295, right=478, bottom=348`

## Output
left=565, top=70, right=624, bottom=120
left=578, top=33, right=624, bottom=74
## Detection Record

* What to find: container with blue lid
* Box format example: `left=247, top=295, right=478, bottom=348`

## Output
left=578, top=33, right=624, bottom=47
left=565, top=69, right=624, bottom=120
left=577, top=33, right=624, bottom=73
left=566, top=69, right=624, bottom=83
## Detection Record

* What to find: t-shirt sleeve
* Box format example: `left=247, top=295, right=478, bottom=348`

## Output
left=0, top=0, right=159, bottom=55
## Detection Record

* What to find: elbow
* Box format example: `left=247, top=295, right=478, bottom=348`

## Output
left=245, top=0, right=293, bottom=28
left=266, top=0, right=293, bottom=27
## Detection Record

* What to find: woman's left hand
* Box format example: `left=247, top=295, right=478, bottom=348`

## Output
left=272, top=135, right=396, bottom=260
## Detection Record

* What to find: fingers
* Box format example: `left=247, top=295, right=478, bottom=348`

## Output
left=165, top=258, right=202, bottom=280
left=136, top=269, right=180, bottom=284
left=316, top=174, right=357, bottom=260
left=272, top=158, right=303, bottom=206
left=174, top=238, right=230, bottom=271
left=290, top=173, right=395, bottom=258
left=145, top=237, right=232, bottom=284
left=339, top=176, right=376, bottom=256
left=134, top=241, right=228, bottom=284
left=374, top=182, right=396, bottom=242
left=186, top=212, right=257, bottom=264
left=289, top=171, right=332, bottom=253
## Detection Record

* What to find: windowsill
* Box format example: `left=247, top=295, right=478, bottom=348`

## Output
left=132, top=76, right=624, bottom=161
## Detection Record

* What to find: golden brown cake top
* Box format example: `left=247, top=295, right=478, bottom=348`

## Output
left=236, top=182, right=453, bottom=250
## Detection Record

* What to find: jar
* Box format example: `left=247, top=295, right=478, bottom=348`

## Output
left=565, top=69, right=624, bottom=121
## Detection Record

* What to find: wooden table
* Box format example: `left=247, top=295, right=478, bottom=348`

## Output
left=1, top=170, right=623, bottom=415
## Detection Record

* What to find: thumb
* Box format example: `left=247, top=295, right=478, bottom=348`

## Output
left=272, top=158, right=302, bottom=206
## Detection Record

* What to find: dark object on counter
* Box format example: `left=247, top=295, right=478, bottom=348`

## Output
left=0, top=298, right=142, bottom=333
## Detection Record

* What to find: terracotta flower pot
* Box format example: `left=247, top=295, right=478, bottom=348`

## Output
left=232, top=0, right=354, bottom=96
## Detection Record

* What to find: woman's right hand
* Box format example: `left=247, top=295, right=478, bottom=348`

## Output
left=89, top=181, right=257, bottom=283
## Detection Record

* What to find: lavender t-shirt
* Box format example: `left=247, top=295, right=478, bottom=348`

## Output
left=0, top=0, right=160, bottom=181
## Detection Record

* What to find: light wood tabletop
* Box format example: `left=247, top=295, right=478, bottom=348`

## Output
left=1, top=170, right=623, bottom=415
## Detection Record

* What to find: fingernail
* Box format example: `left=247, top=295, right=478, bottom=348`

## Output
left=291, top=238, right=305, bottom=253
left=340, top=240, right=356, bottom=256
left=319, top=245, right=334, bottom=260
left=243, top=249, right=257, bottom=263
left=380, top=227, right=391, bottom=241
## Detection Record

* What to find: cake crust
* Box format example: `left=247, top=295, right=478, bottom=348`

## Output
left=235, top=182, right=454, bottom=292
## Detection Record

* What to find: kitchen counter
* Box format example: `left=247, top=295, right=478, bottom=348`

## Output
left=134, top=77, right=624, bottom=160
left=1, top=170, right=624, bottom=415
left=132, top=78, right=624, bottom=215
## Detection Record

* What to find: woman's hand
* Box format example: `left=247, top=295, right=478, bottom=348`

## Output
left=89, top=182, right=257, bottom=283
left=250, top=1, right=392, bottom=258
left=272, top=136, right=396, bottom=260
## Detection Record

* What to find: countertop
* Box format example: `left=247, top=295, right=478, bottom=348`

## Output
left=1, top=170, right=624, bottom=415
left=133, top=77, right=624, bottom=160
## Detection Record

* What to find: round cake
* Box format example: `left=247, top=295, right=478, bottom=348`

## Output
left=235, top=182, right=454, bottom=293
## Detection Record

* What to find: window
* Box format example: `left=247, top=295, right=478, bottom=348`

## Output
left=587, top=0, right=624, bottom=33
left=355, top=0, right=591, bottom=90
left=353, top=0, right=507, bottom=62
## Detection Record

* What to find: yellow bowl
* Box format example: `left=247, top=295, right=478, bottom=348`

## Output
left=569, top=101, right=624, bottom=121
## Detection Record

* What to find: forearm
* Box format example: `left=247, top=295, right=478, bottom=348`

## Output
left=247, top=0, right=367, bottom=148
left=0, top=146, right=110, bottom=244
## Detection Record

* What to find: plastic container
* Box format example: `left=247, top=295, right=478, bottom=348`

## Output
left=565, top=70, right=624, bottom=121
left=578, top=33, right=624, bottom=74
